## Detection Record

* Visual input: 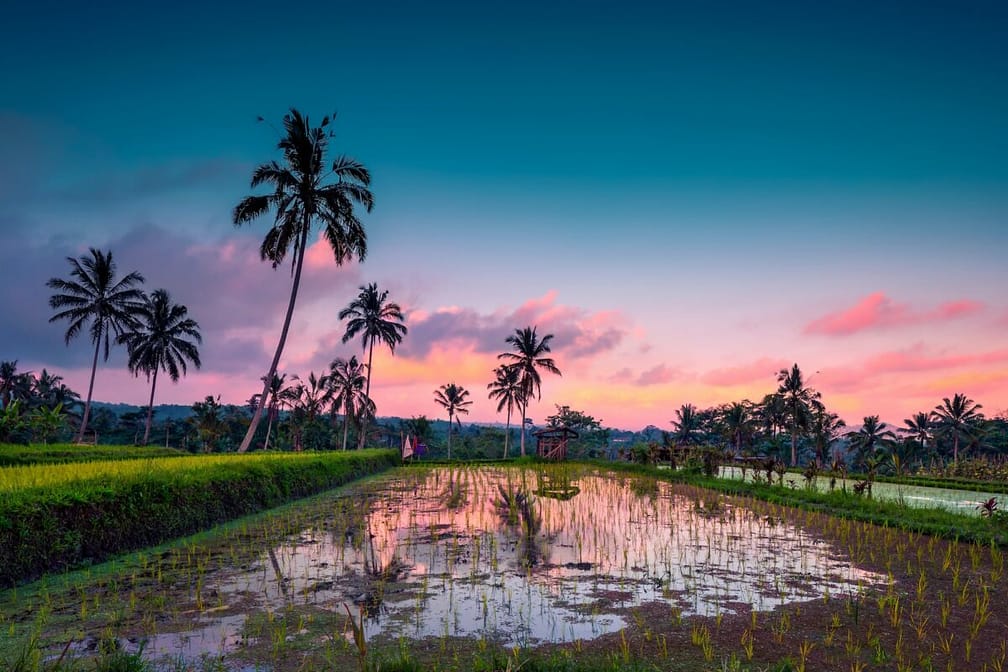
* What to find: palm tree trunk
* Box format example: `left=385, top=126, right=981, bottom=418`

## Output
left=76, top=336, right=102, bottom=442
left=342, top=407, right=349, bottom=451
left=504, top=406, right=512, bottom=459
left=142, top=368, right=158, bottom=445
left=238, top=226, right=310, bottom=453
left=358, top=341, right=375, bottom=450
left=953, top=434, right=959, bottom=465
left=519, top=404, right=527, bottom=457
left=447, top=411, right=453, bottom=460
left=791, top=432, right=798, bottom=466
left=264, top=408, right=274, bottom=450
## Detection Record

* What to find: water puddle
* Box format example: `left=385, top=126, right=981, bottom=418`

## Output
left=138, top=465, right=886, bottom=661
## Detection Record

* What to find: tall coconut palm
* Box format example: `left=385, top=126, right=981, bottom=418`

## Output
left=233, top=108, right=373, bottom=452
left=933, top=394, right=984, bottom=465
left=47, top=248, right=145, bottom=442
left=498, top=326, right=562, bottom=457
left=487, top=364, right=523, bottom=458
left=1, top=361, right=24, bottom=411
left=339, top=283, right=408, bottom=447
left=434, top=383, right=472, bottom=459
left=846, top=415, right=896, bottom=470
left=809, top=404, right=846, bottom=465
left=328, top=356, right=372, bottom=451
left=119, top=289, right=202, bottom=445
left=777, top=364, right=819, bottom=466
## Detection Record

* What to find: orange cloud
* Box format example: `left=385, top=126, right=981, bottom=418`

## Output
left=805, top=292, right=984, bottom=336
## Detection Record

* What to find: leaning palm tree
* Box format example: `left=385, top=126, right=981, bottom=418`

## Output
left=119, top=289, right=202, bottom=445
left=487, top=364, right=523, bottom=458
left=47, top=248, right=145, bottom=442
left=328, top=356, right=372, bottom=451
left=777, top=364, right=819, bottom=466
left=498, top=326, right=562, bottom=457
left=339, top=283, right=408, bottom=447
left=933, top=394, right=984, bottom=465
left=433, top=383, right=472, bottom=460
left=233, top=108, right=373, bottom=452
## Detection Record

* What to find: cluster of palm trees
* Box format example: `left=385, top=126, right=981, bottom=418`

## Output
left=0, top=362, right=82, bottom=443
left=243, top=283, right=408, bottom=451
left=431, top=326, right=563, bottom=460
left=666, top=363, right=993, bottom=469
left=44, top=248, right=202, bottom=445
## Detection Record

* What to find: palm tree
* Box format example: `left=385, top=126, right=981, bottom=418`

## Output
left=433, top=383, right=472, bottom=459
left=47, top=248, right=145, bottom=442
left=809, top=404, right=846, bottom=466
left=260, top=373, right=290, bottom=451
left=1, top=361, right=24, bottom=410
left=721, top=401, right=755, bottom=454
left=902, top=411, right=936, bottom=462
left=328, top=356, right=372, bottom=451
left=233, top=108, right=373, bottom=452
left=119, top=289, right=202, bottom=445
left=498, top=326, right=562, bottom=457
left=777, top=364, right=819, bottom=466
left=846, top=415, right=896, bottom=470
left=671, top=403, right=703, bottom=447
left=487, top=364, right=523, bottom=458
left=933, top=394, right=984, bottom=465
left=339, top=283, right=408, bottom=448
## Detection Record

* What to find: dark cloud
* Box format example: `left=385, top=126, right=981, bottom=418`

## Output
left=399, top=293, right=630, bottom=362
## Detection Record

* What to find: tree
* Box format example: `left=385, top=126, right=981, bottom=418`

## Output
left=671, top=403, right=703, bottom=446
left=433, top=383, right=472, bottom=459
left=777, top=364, right=819, bottom=466
left=191, top=395, right=224, bottom=452
left=47, top=248, right=145, bottom=442
left=1, top=361, right=28, bottom=411
left=846, top=415, right=896, bottom=470
left=487, top=364, right=523, bottom=458
left=339, top=283, right=408, bottom=448
left=933, top=394, right=983, bottom=465
left=329, top=356, right=372, bottom=451
left=498, top=326, right=562, bottom=457
left=721, top=401, right=756, bottom=454
left=285, top=371, right=331, bottom=451
left=119, top=289, right=202, bottom=444
left=260, top=373, right=290, bottom=451
left=809, top=403, right=846, bottom=465
left=901, top=411, right=936, bottom=462
left=233, top=108, right=373, bottom=452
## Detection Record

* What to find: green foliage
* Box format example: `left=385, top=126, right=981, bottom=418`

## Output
left=0, top=449, right=397, bottom=586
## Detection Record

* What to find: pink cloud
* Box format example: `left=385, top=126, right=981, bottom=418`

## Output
left=636, top=364, right=681, bottom=386
left=701, top=357, right=791, bottom=386
left=805, top=292, right=984, bottom=336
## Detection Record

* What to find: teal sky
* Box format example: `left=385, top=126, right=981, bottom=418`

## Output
left=2, top=0, right=1006, bottom=428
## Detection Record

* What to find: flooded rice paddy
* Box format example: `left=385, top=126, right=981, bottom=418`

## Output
left=115, top=465, right=887, bottom=663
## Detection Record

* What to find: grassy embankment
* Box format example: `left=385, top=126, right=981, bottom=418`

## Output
left=0, top=448, right=399, bottom=587
left=0, top=443, right=188, bottom=467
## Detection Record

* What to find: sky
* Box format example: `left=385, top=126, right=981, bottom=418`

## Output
left=1, top=0, right=1006, bottom=430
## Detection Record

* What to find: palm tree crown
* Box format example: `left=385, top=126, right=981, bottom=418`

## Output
left=119, top=289, right=202, bottom=445
left=846, top=415, right=896, bottom=470
left=498, top=326, right=562, bottom=457
left=434, top=382, right=472, bottom=459
left=233, top=108, right=373, bottom=452
left=339, top=283, right=407, bottom=447
left=933, top=393, right=983, bottom=464
left=47, top=248, right=145, bottom=441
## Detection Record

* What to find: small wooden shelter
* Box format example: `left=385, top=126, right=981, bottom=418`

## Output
left=533, top=427, right=579, bottom=461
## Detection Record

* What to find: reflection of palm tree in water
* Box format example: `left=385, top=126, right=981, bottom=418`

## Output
left=493, top=485, right=548, bottom=568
